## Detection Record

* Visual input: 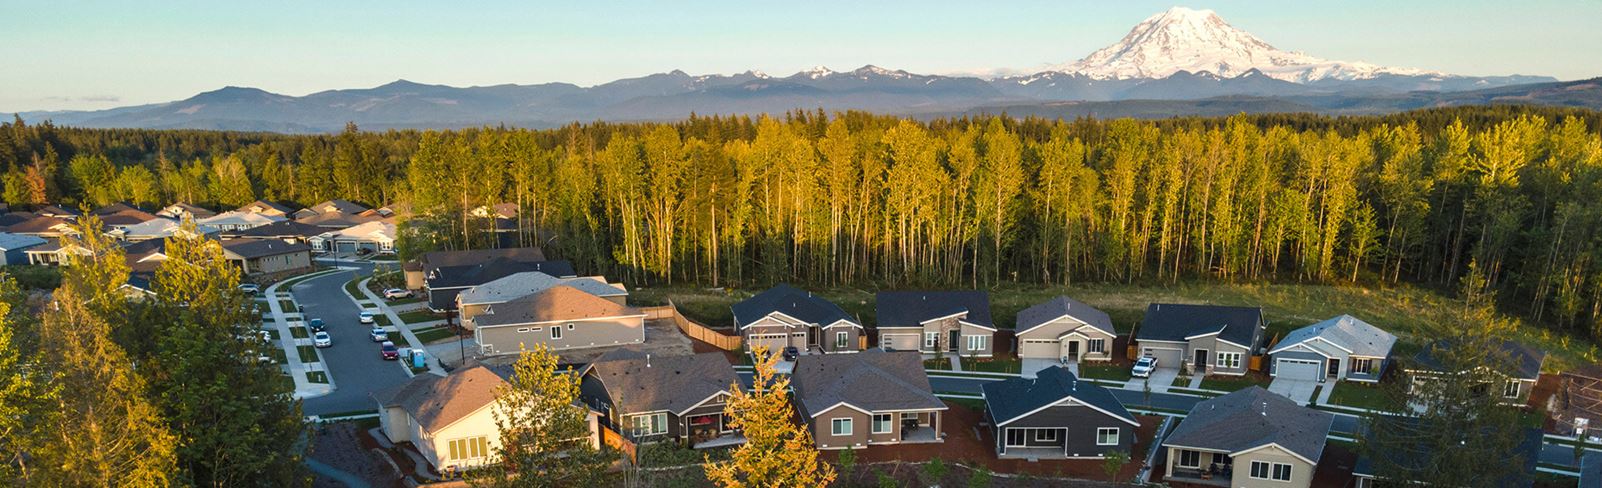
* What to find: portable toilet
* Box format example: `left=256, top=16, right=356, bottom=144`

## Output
left=412, top=349, right=427, bottom=369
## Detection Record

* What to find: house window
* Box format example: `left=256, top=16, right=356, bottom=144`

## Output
left=516, top=328, right=530, bottom=333
left=1274, top=463, right=1292, bottom=481
left=1004, top=428, right=1027, bottom=447
left=965, top=335, right=988, bottom=352
left=871, top=414, right=892, bottom=434
left=1096, top=427, right=1119, bottom=445
left=835, top=331, right=849, bottom=349
left=1088, top=338, right=1106, bottom=353
left=1352, top=357, right=1376, bottom=375
left=1250, top=461, right=1293, bottom=481
left=1033, top=429, right=1058, bottom=442
left=923, top=332, right=939, bottom=349
left=1215, top=352, right=1242, bottom=370
left=447, top=436, right=489, bottom=461
left=831, top=418, right=853, bottom=436
left=551, top=326, right=563, bottom=340
left=1178, top=450, right=1200, bottom=468
left=1503, top=379, right=1522, bottom=398
left=631, top=413, right=667, bottom=436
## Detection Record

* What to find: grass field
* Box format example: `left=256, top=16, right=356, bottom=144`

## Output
left=1079, top=363, right=1133, bottom=382
left=289, top=326, right=308, bottom=339
left=1198, top=374, right=1273, bottom=392
left=344, top=278, right=363, bottom=299
left=631, top=282, right=1599, bottom=370
left=297, top=345, right=320, bottom=363
left=1329, top=381, right=1398, bottom=411
left=398, top=310, right=441, bottom=324
left=414, top=326, right=456, bottom=344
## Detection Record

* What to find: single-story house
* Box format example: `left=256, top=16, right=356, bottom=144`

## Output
left=1134, top=303, right=1264, bottom=376
left=1268, top=315, right=1396, bottom=384
left=90, top=204, right=158, bottom=230
left=982, top=365, right=1138, bottom=459
left=155, top=203, right=215, bottom=221
left=0, top=232, right=48, bottom=265
left=424, top=256, right=574, bottom=312
left=468, top=285, right=646, bottom=357
left=111, top=218, right=220, bottom=242
left=1406, top=339, right=1546, bottom=405
left=4, top=215, right=77, bottom=238
left=1162, top=387, right=1333, bottom=487
left=791, top=350, right=947, bottom=450
left=90, top=202, right=142, bottom=216
left=455, top=271, right=626, bottom=322
left=236, top=200, right=295, bottom=217
left=295, top=199, right=369, bottom=220
left=197, top=210, right=286, bottom=231
left=219, top=220, right=326, bottom=243
left=579, top=349, right=743, bottom=448
left=24, top=240, right=77, bottom=265
left=0, top=211, right=35, bottom=228
left=1581, top=453, right=1600, bottom=488
left=732, top=284, right=862, bottom=356
left=374, top=363, right=602, bottom=474
left=1014, top=296, right=1117, bottom=365
left=1351, top=422, right=1542, bottom=488
left=33, top=205, right=79, bottom=219
left=220, top=239, right=312, bottom=275
left=309, top=221, right=396, bottom=254
left=874, top=291, right=996, bottom=357
left=406, top=247, right=547, bottom=290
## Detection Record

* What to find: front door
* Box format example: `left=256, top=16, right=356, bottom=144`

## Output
left=948, top=330, right=960, bottom=352
left=1327, top=358, right=1340, bottom=379
left=1067, top=341, right=1081, bottom=361
left=1194, top=349, right=1209, bottom=373
left=807, top=326, right=818, bottom=350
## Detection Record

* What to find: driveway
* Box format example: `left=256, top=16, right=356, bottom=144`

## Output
left=1129, top=367, right=1178, bottom=393
left=1268, top=377, right=1319, bottom=404
left=298, top=265, right=414, bottom=417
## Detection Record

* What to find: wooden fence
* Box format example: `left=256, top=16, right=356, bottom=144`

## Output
left=601, top=425, right=638, bottom=463
left=641, top=302, right=743, bottom=352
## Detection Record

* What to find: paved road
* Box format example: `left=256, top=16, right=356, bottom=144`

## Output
left=298, top=261, right=413, bottom=416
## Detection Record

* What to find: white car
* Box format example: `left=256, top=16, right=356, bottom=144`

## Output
left=238, top=283, right=260, bottom=295
left=383, top=288, right=413, bottom=300
left=1131, top=356, right=1158, bottom=378
left=313, top=331, right=332, bottom=348
left=359, top=311, right=376, bottom=324
left=370, top=327, right=389, bottom=342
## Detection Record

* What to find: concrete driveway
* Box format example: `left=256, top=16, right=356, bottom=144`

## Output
left=1268, top=377, right=1319, bottom=404
left=1129, top=367, right=1178, bottom=393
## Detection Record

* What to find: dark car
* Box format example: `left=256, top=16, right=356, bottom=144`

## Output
left=308, top=318, right=326, bottom=332
left=782, top=346, right=799, bottom=361
left=380, top=341, right=399, bottom=360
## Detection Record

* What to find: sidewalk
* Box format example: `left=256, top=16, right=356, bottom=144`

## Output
left=355, top=277, right=446, bottom=376
left=264, top=270, right=340, bottom=399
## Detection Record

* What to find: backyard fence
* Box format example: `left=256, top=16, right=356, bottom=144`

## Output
left=641, top=302, right=743, bottom=352
left=601, top=425, right=638, bottom=463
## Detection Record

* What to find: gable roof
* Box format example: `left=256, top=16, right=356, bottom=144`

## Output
left=1163, top=387, right=1333, bottom=464
left=457, top=271, right=625, bottom=307
left=90, top=202, right=142, bottom=216
left=418, top=247, right=548, bottom=272
left=96, top=209, right=159, bottom=227
left=34, top=204, right=80, bottom=217
left=1582, top=453, right=1601, bottom=488
left=220, top=239, right=311, bottom=259
left=3, top=215, right=74, bottom=235
left=296, top=210, right=387, bottom=228
left=1271, top=315, right=1396, bottom=358
left=114, top=218, right=220, bottom=240
left=1015, top=296, right=1115, bottom=336
left=237, top=200, right=295, bottom=216
left=1411, top=339, right=1546, bottom=380
left=790, top=350, right=945, bottom=416
left=982, top=366, right=1137, bottom=427
left=472, top=285, right=642, bottom=328
left=157, top=203, right=216, bottom=219
left=874, top=290, right=994, bottom=329
left=583, top=349, right=737, bottom=415
left=198, top=210, right=286, bottom=228
left=0, top=212, right=34, bottom=228
left=223, top=220, right=326, bottom=239
left=0, top=232, right=47, bottom=251
left=1136, top=303, right=1261, bottom=347
left=307, top=199, right=369, bottom=215
left=317, top=221, right=396, bottom=241
left=371, top=365, right=506, bottom=432
left=427, top=258, right=575, bottom=289
left=732, top=283, right=857, bottom=329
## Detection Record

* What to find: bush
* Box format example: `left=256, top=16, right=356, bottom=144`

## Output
left=875, top=469, right=899, bottom=488
left=0, top=265, right=62, bottom=289
left=966, top=466, right=992, bottom=488
left=921, top=458, right=947, bottom=486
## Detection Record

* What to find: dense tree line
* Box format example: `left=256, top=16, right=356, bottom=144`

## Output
left=6, top=107, right=1602, bottom=343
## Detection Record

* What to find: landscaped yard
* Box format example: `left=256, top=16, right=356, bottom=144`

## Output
left=289, top=326, right=308, bottom=339
left=306, top=371, right=328, bottom=383
left=397, top=310, right=441, bottom=325
left=368, top=313, right=392, bottom=326
left=963, top=357, right=1022, bottom=374
left=386, top=296, right=425, bottom=306
left=1329, top=381, right=1399, bottom=411
left=1078, top=363, right=1133, bottom=382
left=343, top=278, right=364, bottom=298
left=277, top=298, right=296, bottom=312
left=413, top=326, right=456, bottom=344
left=923, top=359, right=952, bottom=370
left=1198, top=374, right=1272, bottom=392
left=297, top=345, right=320, bottom=363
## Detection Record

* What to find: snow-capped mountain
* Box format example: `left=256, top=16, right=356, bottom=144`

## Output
left=1051, top=6, right=1436, bottom=83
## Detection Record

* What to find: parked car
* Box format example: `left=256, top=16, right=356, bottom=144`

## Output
left=313, top=331, right=332, bottom=348
left=238, top=283, right=260, bottom=295
left=1132, top=356, right=1158, bottom=378
left=383, top=288, right=413, bottom=299
left=380, top=341, right=399, bottom=360
left=783, top=346, right=799, bottom=362
left=308, top=318, right=326, bottom=331
left=358, top=312, right=375, bottom=324
left=370, top=327, right=388, bottom=342
left=259, top=330, right=272, bottom=342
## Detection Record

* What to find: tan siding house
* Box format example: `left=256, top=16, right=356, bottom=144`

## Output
left=874, top=291, right=995, bottom=357
left=1014, top=296, right=1118, bottom=365
left=732, top=284, right=863, bottom=356
left=467, top=285, right=646, bottom=356
left=1161, top=387, right=1332, bottom=488
left=792, top=350, right=947, bottom=450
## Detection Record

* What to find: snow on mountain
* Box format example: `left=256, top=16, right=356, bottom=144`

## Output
left=1050, top=6, right=1438, bottom=83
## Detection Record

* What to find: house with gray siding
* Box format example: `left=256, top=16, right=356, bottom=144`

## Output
left=0, top=232, right=47, bottom=265
left=874, top=291, right=995, bottom=358
left=1581, top=452, right=1600, bottom=488
left=791, top=350, right=947, bottom=450
left=733, top=284, right=862, bottom=356
left=1014, top=296, right=1117, bottom=366
left=466, top=285, right=646, bottom=357
left=1405, top=339, right=1546, bottom=405
left=578, top=349, right=742, bottom=448
left=981, top=366, right=1139, bottom=459
left=1268, top=315, right=1396, bottom=384
left=1134, top=304, right=1264, bottom=376
left=1162, top=387, right=1332, bottom=488
left=1351, top=421, right=1543, bottom=488
left=455, top=271, right=627, bottom=322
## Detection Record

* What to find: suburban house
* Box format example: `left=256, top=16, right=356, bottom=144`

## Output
left=1014, top=296, right=1117, bottom=367
left=405, top=247, right=547, bottom=290
left=874, top=290, right=996, bottom=357
left=4, top=215, right=77, bottom=238
left=24, top=240, right=84, bottom=266
left=1351, top=422, right=1542, bottom=488
left=1134, top=304, right=1264, bottom=376
left=0, top=232, right=47, bottom=265
left=90, top=204, right=158, bottom=230
left=155, top=203, right=216, bottom=221
left=981, top=365, right=1139, bottom=459
left=0, top=211, right=35, bottom=229
left=197, top=210, right=286, bottom=231
left=732, top=284, right=863, bottom=356
left=90, top=202, right=142, bottom=215
left=1554, top=365, right=1602, bottom=439
left=33, top=205, right=80, bottom=219
left=455, top=271, right=627, bottom=322
left=236, top=200, right=296, bottom=217
left=1162, top=387, right=1333, bottom=487
left=111, top=218, right=220, bottom=242
left=1268, top=315, right=1396, bottom=384
left=466, top=285, right=646, bottom=357
left=308, top=220, right=396, bottom=254
left=295, top=199, right=369, bottom=219
left=790, top=350, right=947, bottom=450
left=294, top=199, right=383, bottom=229
left=1406, top=339, right=1546, bottom=405
left=578, top=349, right=743, bottom=448
left=219, top=239, right=312, bottom=276
left=219, top=220, right=326, bottom=243
left=423, top=256, right=574, bottom=312
left=373, top=363, right=602, bottom=475
left=121, top=239, right=171, bottom=298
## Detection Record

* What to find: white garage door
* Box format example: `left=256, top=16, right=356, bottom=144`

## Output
left=1141, top=347, right=1182, bottom=369
left=748, top=334, right=788, bottom=355
left=1019, top=339, right=1058, bottom=359
left=1275, top=358, right=1323, bottom=381
left=881, top=334, right=919, bottom=352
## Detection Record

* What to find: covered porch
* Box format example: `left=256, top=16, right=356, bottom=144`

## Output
left=1166, top=447, right=1234, bottom=487
left=684, top=412, right=743, bottom=449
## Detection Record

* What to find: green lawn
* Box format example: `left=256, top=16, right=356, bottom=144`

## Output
left=1079, top=363, right=1133, bottom=382
left=964, top=358, right=1022, bottom=374
left=398, top=310, right=441, bottom=324
left=1328, top=381, right=1398, bottom=411
left=923, top=359, right=952, bottom=370
left=288, top=326, right=308, bottom=339
left=1198, top=374, right=1272, bottom=392
left=414, top=326, right=457, bottom=344
left=387, top=296, right=425, bottom=306
left=277, top=298, right=296, bottom=312
left=370, top=313, right=392, bottom=327
left=390, top=334, right=411, bottom=347
left=268, top=348, right=287, bottom=364
left=297, top=345, right=320, bottom=363
left=1172, top=376, right=1192, bottom=388
left=306, top=371, right=328, bottom=384
left=264, top=329, right=281, bottom=340
left=343, top=278, right=363, bottom=298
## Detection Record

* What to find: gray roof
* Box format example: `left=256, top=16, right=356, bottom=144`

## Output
left=1136, top=303, right=1261, bottom=347
left=1015, top=296, right=1115, bottom=335
left=1164, top=387, right=1333, bottom=463
left=1412, top=339, right=1546, bottom=380
left=982, top=366, right=1136, bottom=427
left=220, top=239, right=310, bottom=259
left=583, top=349, right=738, bottom=415
left=0, top=232, right=47, bottom=251
left=418, top=247, right=547, bottom=271
left=371, top=365, right=506, bottom=432
left=457, top=271, right=625, bottom=307
left=1582, top=453, right=1601, bottom=488
left=791, top=350, right=945, bottom=415
left=731, top=283, right=856, bottom=329
left=471, top=285, right=642, bottom=328
left=874, top=291, right=994, bottom=328
left=223, top=220, right=326, bottom=239
left=1272, top=315, right=1396, bottom=358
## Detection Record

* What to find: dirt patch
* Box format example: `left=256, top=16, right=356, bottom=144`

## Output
left=310, top=422, right=406, bottom=488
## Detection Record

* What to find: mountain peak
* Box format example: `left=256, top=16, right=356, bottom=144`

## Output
left=799, top=66, right=836, bottom=79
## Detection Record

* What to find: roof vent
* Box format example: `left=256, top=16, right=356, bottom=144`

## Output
left=646, top=354, right=651, bottom=368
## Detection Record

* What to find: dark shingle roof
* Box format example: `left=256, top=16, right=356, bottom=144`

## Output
left=4, top=216, right=73, bottom=235
left=874, top=290, right=993, bottom=329
left=1136, top=303, right=1261, bottom=347
left=1164, top=387, right=1333, bottom=463
left=1411, top=339, right=1546, bottom=380
left=472, top=285, right=642, bottom=328
left=220, top=239, right=310, bottom=259
left=982, top=366, right=1136, bottom=427
left=428, top=258, right=576, bottom=289
left=0, top=212, right=34, bottom=227
left=732, top=284, right=856, bottom=329
left=1582, top=453, right=1601, bottom=488
left=91, top=202, right=142, bottom=215
left=418, top=247, right=548, bottom=271
left=237, top=200, right=295, bottom=215
left=371, top=365, right=506, bottom=432
left=223, top=220, right=326, bottom=239
left=791, top=350, right=945, bottom=415
left=1015, top=296, right=1115, bottom=335
left=584, top=349, right=737, bottom=415
left=97, top=209, right=158, bottom=227
left=1353, top=422, right=1543, bottom=487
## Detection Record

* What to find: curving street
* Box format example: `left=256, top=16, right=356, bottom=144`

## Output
left=296, top=261, right=413, bottom=417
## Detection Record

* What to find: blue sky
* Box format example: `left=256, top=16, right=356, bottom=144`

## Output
left=4, top=0, right=1598, bottom=112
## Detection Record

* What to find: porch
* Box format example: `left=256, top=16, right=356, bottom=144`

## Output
left=1167, top=462, right=1234, bottom=487
left=685, top=412, right=742, bottom=449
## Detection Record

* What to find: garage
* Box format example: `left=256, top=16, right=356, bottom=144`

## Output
left=881, top=333, right=919, bottom=352
left=748, top=333, right=788, bottom=354
left=1019, top=339, right=1058, bottom=359
left=1275, top=358, right=1323, bottom=381
left=1141, top=347, right=1183, bottom=369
